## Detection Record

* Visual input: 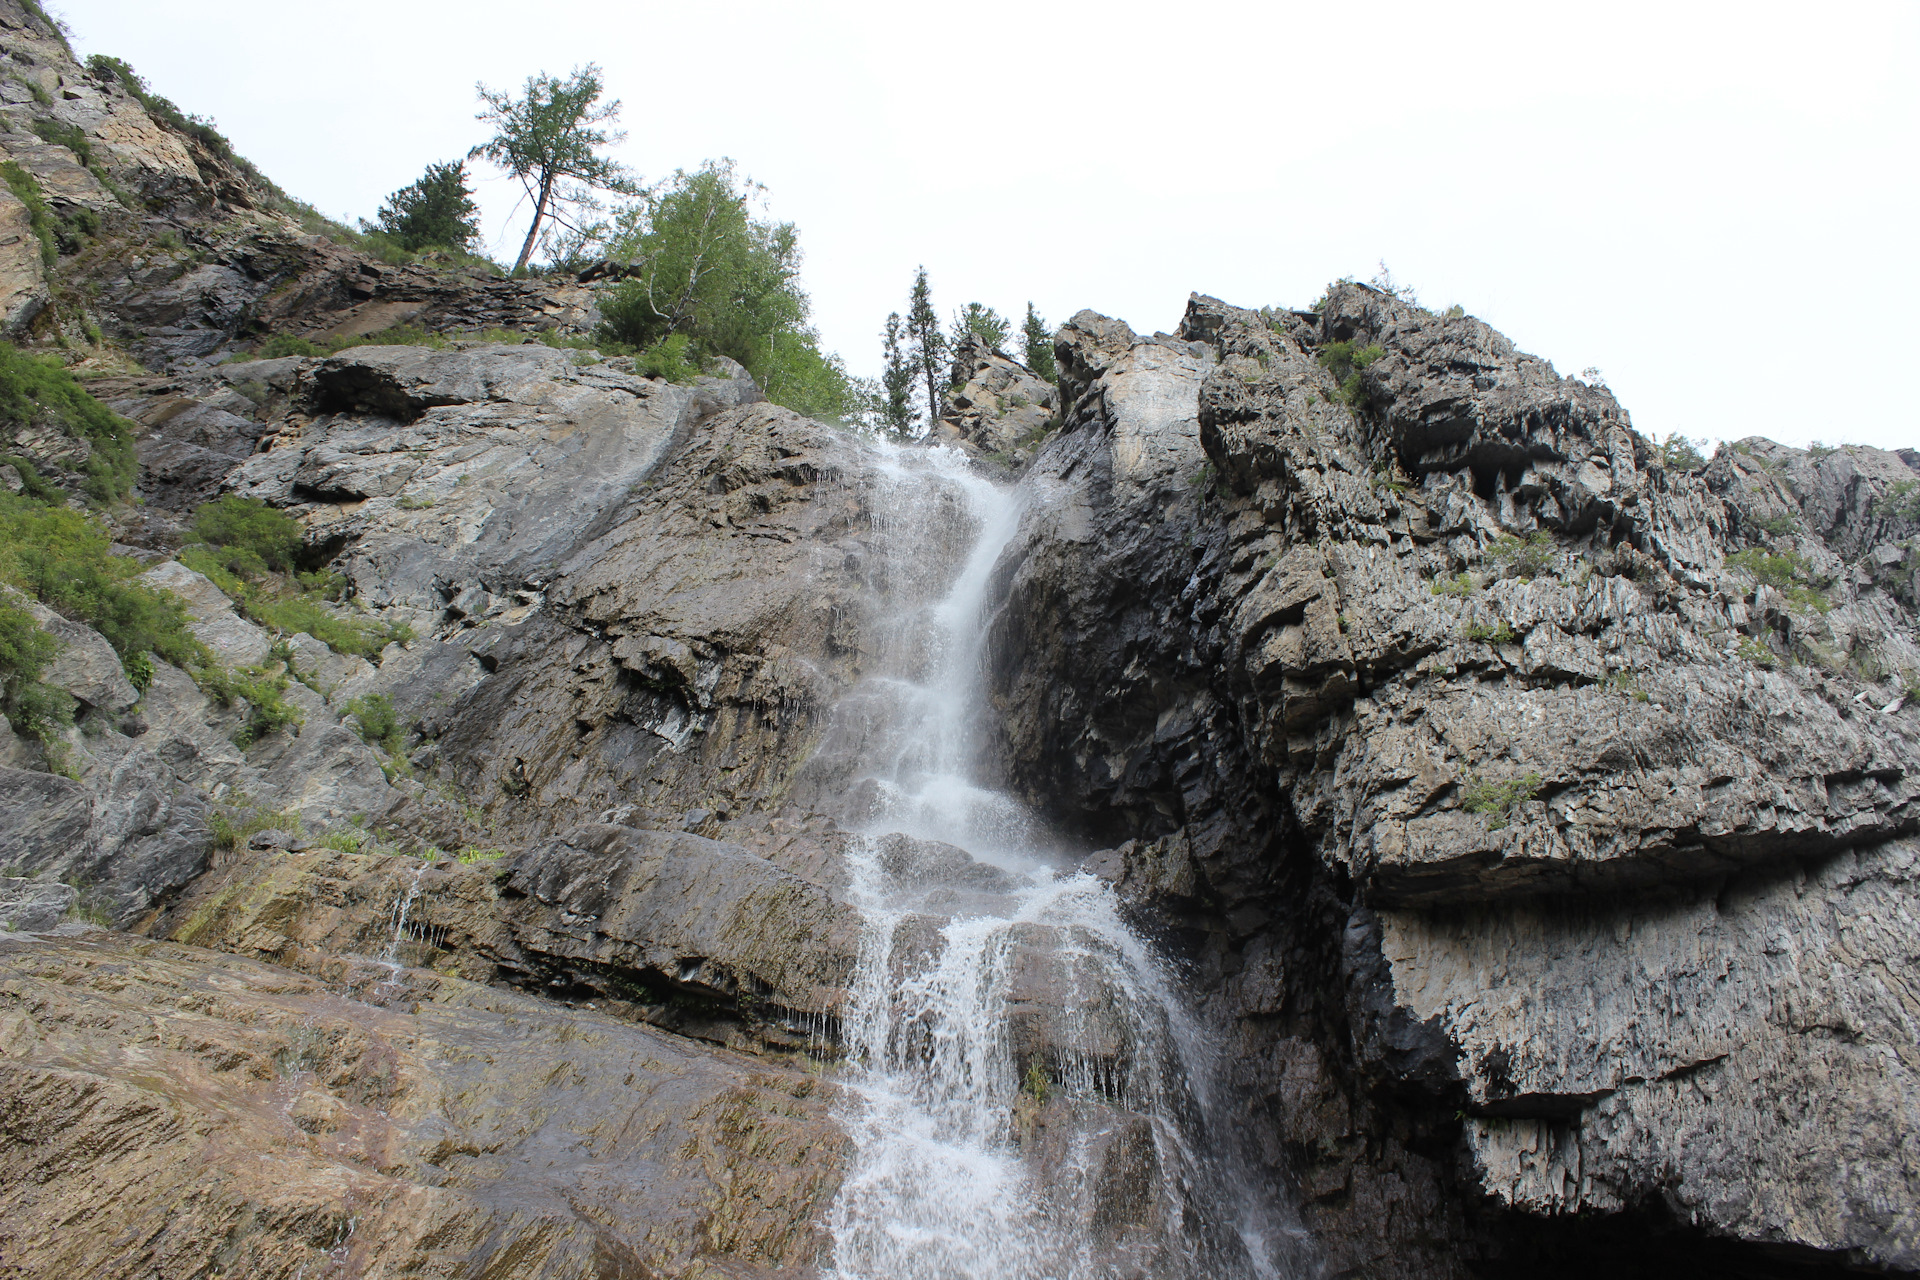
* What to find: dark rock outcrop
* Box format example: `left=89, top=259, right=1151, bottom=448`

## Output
left=987, top=288, right=1920, bottom=1275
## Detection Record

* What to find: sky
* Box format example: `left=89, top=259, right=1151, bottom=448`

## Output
left=57, top=0, right=1920, bottom=451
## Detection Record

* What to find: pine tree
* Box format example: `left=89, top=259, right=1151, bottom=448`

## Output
left=1022, top=302, right=1056, bottom=381
left=366, top=160, right=480, bottom=252
left=905, top=266, right=946, bottom=425
left=880, top=312, right=917, bottom=436
left=951, top=302, right=1011, bottom=352
left=471, top=64, right=637, bottom=275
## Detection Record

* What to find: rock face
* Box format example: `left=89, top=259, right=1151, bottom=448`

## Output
left=988, top=287, right=1920, bottom=1274
left=932, top=333, right=1060, bottom=467
left=0, top=931, right=844, bottom=1279
left=0, top=1, right=592, bottom=373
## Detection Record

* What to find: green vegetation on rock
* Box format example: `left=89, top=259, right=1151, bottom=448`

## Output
left=181, top=496, right=409, bottom=658
left=0, top=592, right=71, bottom=759
left=0, top=341, right=137, bottom=501
left=1461, top=772, right=1543, bottom=828
left=0, top=491, right=198, bottom=671
left=1316, top=340, right=1385, bottom=408
left=595, top=160, right=857, bottom=418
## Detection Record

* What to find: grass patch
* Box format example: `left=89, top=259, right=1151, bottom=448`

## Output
left=1735, top=636, right=1778, bottom=667
left=457, top=846, right=506, bottom=865
left=181, top=496, right=411, bottom=658
left=1431, top=572, right=1474, bottom=598
left=207, top=803, right=302, bottom=851
left=0, top=341, right=137, bottom=501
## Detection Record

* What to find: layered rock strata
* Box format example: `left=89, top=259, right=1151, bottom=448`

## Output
left=990, top=287, right=1920, bottom=1274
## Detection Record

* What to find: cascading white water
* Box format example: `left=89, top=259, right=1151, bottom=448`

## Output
left=820, top=442, right=1309, bottom=1280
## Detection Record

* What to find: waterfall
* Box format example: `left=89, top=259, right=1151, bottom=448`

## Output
left=818, top=442, right=1311, bottom=1280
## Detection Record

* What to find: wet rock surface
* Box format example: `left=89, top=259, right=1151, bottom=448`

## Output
left=0, top=931, right=845, bottom=1279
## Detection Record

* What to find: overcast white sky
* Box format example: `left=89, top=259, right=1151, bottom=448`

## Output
left=59, top=1, right=1920, bottom=451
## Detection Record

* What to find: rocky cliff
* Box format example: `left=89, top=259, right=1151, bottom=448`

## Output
left=992, top=290, right=1920, bottom=1276
left=0, top=2, right=1916, bottom=1274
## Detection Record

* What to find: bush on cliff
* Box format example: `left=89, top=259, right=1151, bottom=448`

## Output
left=595, top=160, right=859, bottom=419
left=364, top=160, right=481, bottom=253
left=0, top=491, right=198, bottom=673
left=181, top=496, right=408, bottom=658
left=0, top=342, right=137, bottom=502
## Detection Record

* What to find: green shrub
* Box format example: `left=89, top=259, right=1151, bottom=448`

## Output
left=1725, top=548, right=1830, bottom=613
left=1657, top=433, right=1708, bottom=471
left=1872, top=479, right=1920, bottom=523
left=0, top=596, right=71, bottom=757
left=1460, top=772, right=1543, bottom=829
left=1316, top=340, right=1386, bottom=408
left=1751, top=512, right=1800, bottom=537
left=1461, top=621, right=1516, bottom=644
left=0, top=162, right=54, bottom=267
left=180, top=497, right=404, bottom=658
left=0, top=341, right=138, bottom=501
left=346, top=692, right=404, bottom=755
left=1735, top=636, right=1778, bottom=667
left=1492, top=531, right=1556, bottom=580
left=634, top=333, right=700, bottom=382
left=29, top=117, right=91, bottom=167
left=457, top=845, right=506, bottom=865
left=188, top=495, right=301, bottom=575
left=1726, top=548, right=1801, bottom=589
left=1431, top=572, right=1474, bottom=598
left=198, top=662, right=302, bottom=747
left=0, top=491, right=199, bottom=671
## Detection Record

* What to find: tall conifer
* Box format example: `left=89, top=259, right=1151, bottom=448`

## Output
left=881, top=312, right=917, bottom=436
left=905, top=267, right=946, bottom=425
left=1022, top=302, right=1057, bottom=381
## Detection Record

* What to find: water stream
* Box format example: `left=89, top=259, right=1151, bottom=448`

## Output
left=818, top=443, right=1310, bottom=1280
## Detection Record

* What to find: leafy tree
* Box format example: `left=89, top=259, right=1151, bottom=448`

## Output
left=470, top=64, right=636, bottom=276
left=1022, top=302, right=1056, bottom=381
left=366, top=160, right=480, bottom=252
left=952, top=302, right=1010, bottom=352
left=596, top=160, right=857, bottom=419
left=905, top=267, right=946, bottom=425
left=600, top=161, right=802, bottom=355
left=880, top=312, right=917, bottom=436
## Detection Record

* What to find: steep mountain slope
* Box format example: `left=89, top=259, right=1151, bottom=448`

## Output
left=0, top=3, right=1916, bottom=1274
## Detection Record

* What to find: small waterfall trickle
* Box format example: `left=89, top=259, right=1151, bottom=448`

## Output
left=816, top=442, right=1311, bottom=1280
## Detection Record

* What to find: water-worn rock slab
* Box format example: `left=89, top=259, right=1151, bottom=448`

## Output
left=0, top=931, right=847, bottom=1278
